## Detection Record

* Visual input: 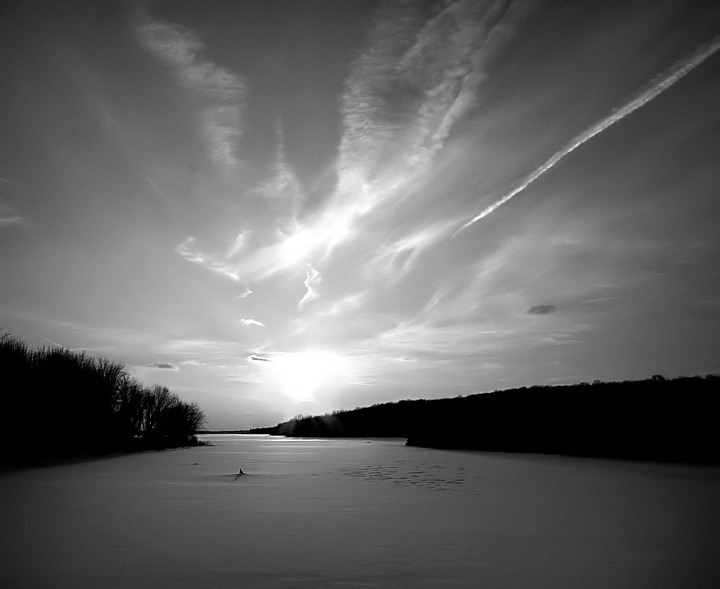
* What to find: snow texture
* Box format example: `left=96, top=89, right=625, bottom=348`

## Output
left=1, top=435, right=720, bottom=587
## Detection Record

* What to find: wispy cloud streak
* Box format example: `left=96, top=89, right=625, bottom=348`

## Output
left=373, top=217, right=461, bottom=278
left=172, top=1, right=525, bottom=286
left=176, top=237, right=241, bottom=281
left=241, top=318, right=264, bottom=327
left=335, top=0, right=519, bottom=219
left=134, top=11, right=246, bottom=166
left=299, top=264, right=322, bottom=309
left=0, top=203, right=25, bottom=227
left=454, top=33, right=720, bottom=236
left=0, top=215, right=23, bottom=227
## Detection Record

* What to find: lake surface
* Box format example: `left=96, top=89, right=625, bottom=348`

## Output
left=2, top=435, right=719, bottom=588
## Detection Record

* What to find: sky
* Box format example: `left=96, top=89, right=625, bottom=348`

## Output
left=2, top=0, right=720, bottom=430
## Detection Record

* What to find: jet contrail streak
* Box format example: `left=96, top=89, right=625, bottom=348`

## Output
left=454, top=33, right=720, bottom=237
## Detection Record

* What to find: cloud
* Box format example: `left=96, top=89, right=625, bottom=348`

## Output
left=250, top=131, right=305, bottom=218
left=0, top=215, right=23, bottom=227
left=168, top=1, right=531, bottom=330
left=175, top=237, right=241, bottom=281
left=372, top=217, right=461, bottom=278
left=134, top=11, right=246, bottom=166
left=252, top=160, right=303, bottom=202
left=200, top=105, right=243, bottom=166
left=315, top=291, right=370, bottom=317
left=234, top=288, right=253, bottom=299
left=41, top=336, right=70, bottom=349
left=0, top=203, right=25, bottom=227
left=170, top=2, right=528, bottom=291
left=154, top=337, right=237, bottom=358
left=527, top=305, right=557, bottom=315
left=454, top=32, right=720, bottom=236
left=175, top=233, right=280, bottom=284
left=152, top=362, right=179, bottom=370
left=241, top=318, right=264, bottom=327
left=180, top=360, right=205, bottom=366
left=176, top=226, right=322, bottom=285
left=236, top=0, right=524, bottom=282
left=298, top=264, right=322, bottom=309
left=334, top=0, right=524, bottom=217
left=225, top=232, right=248, bottom=259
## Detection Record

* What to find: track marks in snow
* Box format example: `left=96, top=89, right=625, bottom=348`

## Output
left=341, top=462, right=467, bottom=491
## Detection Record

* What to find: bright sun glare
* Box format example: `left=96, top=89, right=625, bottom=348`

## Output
left=275, top=351, right=350, bottom=403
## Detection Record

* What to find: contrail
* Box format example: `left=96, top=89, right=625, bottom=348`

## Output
left=454, top=33, right=720, bottom=237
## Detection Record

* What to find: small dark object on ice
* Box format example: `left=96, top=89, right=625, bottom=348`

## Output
left=238, top=468, right=244, bottom=475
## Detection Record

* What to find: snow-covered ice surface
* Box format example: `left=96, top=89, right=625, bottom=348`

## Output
left=2, top=435, right=720, bottom=588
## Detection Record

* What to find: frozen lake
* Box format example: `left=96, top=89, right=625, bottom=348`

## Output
left=2, top=434, right=719, bottom=588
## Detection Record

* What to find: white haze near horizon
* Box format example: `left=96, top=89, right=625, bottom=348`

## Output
left=1, top=436, right=720, bottom=588
left=2, top=1, right=720, bottom=429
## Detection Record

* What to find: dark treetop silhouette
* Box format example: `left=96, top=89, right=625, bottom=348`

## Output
left=1, top=333, right=205, bottom=468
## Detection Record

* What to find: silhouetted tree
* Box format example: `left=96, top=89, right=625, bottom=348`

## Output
left=1, top=333, right=206, bottom=467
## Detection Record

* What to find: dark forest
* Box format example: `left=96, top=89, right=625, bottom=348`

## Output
left=1, top=334, right=205, bottom=467
left=252, top=375, right=719, bottom=464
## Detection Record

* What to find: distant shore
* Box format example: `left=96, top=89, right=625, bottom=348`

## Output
left=244, top=375, right=720, bottom=465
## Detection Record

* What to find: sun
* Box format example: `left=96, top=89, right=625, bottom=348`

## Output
left=275, top=350, right=350, bottom=403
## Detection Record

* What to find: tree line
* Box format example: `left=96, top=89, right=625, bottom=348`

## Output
left=251, top=375, right=719, bottom=465
left=1, top=333, right=205, bottom=467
